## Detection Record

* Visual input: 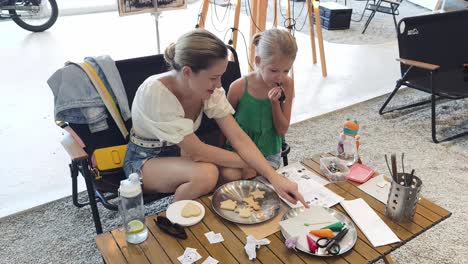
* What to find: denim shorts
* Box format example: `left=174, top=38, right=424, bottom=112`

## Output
left=265, top=152, right=282, bottom=170
left=225, top=145, right=282, bottom=169
left=123, top=141, right=180, bottom=177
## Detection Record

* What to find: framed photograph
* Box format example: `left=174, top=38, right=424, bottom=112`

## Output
left=118, top=0, right=187, bottom=16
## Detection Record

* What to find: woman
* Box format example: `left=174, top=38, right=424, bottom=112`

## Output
left=124, top=29, right=306, bottom=207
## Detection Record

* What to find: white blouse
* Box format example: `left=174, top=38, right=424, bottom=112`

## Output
left=131, top=76, right=235, bottom=144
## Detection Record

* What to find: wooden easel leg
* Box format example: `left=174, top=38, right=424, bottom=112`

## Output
left=384, top=255, right=395, bottom=264
left=273, top=0, right=278, bottom=28
left=198, top=0, right=210, bottom=29
left=257, top=0, right=268, bottom=31
left=285, top=0, right=294, bottom=80
left=248, top=0, right=259, bottom=71
left=312, top=0, right=327, bottom=77
left=306, top=0, right=317, bottom=64
left=231, top=0, right=241, bottom=54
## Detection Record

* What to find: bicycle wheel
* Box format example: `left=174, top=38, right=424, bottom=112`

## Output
left=9, top=0, right=58, bottom=32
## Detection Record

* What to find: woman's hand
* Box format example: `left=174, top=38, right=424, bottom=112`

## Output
left=270, top=174, right=309, bottom=208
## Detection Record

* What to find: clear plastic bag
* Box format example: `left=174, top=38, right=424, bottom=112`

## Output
left=319, top=157, right=349, bottom=182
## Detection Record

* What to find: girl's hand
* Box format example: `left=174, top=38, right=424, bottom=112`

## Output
left=268, top=86, right=283, bottom=102
left=270, top=174, right=309, bottom=208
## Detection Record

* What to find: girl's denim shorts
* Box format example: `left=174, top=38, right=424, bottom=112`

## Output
left=123, top=141, right=180, bottom=177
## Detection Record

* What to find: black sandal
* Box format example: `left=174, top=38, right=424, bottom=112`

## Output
left=154, top=216, right=187, bottom=240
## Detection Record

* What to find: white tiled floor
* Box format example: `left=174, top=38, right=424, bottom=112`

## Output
left=0, top=2, right=403, bottom=218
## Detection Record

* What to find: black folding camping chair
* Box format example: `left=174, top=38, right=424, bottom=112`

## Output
left=379, top=10, right=468, bottom=143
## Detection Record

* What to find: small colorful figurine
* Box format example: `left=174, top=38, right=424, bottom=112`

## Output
left=337, top=118, right=361, bottom=165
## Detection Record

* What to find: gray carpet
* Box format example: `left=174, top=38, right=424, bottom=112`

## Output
left=2, top=88, right=468, bottom=263
left=257, top=0, right=429, bottom=45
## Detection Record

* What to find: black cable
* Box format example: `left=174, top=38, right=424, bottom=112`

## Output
left=295, top=1, right=309, bottom=31
left=195, top=0, right=204, bottom=28
left=223, top=27, right=232, bottom=44
left=232, top=27, right=255, bottom=71
left=210, top=1, right=232, bottom=32
left=213, top=0, right=231, bottom=23
left=245, top=0, right=262, bottom=31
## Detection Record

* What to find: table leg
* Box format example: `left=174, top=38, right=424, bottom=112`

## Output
left=384, top=255, right=395, bottom=264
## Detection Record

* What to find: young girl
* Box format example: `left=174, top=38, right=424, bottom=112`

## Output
left=226, top=28, right=297, bottom=177
left=124, top=29, right=306, bottom=207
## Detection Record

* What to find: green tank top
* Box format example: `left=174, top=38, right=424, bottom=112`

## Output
left=229, top=77, right=282, bottom=156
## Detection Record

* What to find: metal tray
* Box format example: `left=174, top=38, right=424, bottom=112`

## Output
left=281, top=207, right=357, bottom=256
left=212, top=180, right=280, bottom=224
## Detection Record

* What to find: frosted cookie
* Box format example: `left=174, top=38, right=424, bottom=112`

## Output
left=250, top=189, right=265, bottom=199
left=181, top=202, right=202, bottom=218
left=242, top=196, right=260, bottom=211
left=220, top=199, right=237, bottom=211
left=237, top=207, right=252, bottom=218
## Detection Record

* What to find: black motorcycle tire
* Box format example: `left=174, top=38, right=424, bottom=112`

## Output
left=9, top=0, right=59, bottom=32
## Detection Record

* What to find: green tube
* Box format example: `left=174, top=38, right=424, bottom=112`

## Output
left=321, top=222, right=345, bottom=232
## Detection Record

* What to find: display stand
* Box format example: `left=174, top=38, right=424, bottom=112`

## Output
left=151, top=11, right=162, bottom=54
left=197, top=0, right=327, bottom=77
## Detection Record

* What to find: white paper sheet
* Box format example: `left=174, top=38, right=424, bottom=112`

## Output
left=277, top=162, right=330, bottom=186
left=340, top=199, right=400, bottom=247
left=358, top=175, right=391, bottom=204
left=257, top=176, right=343, bottom=208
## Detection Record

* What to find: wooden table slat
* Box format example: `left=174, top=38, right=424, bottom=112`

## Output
left=417, top=197, right=450, bottom=217
left=199, top=196, right=262, bottom=264
left=340, top=248, right=369, bottom=264
left=146, top=215, right=185, bottom=263
left=110, top=229, right=150, bottom=264
left=139, top=218, right=172, bottom=264
left=188, top=216, right=240, bottom=263
left=351, top=239, right=382, bottom=261
left=96, top=232, right=128, bottom=264
left=175, top=222, right=213, bottom=262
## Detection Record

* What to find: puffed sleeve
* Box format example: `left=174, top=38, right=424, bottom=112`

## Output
left=203, top=87, right=235, bottom=119
left=131, top=78, right=194, bottom=144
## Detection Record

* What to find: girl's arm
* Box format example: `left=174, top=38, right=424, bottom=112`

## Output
left=217, top=114, right=307, bottom=206
left=270, top=77, right=294, bottom=135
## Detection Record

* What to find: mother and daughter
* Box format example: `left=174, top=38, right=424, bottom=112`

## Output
left=123, top=28, right=305, bottom=207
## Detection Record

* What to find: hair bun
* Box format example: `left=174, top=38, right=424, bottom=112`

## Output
left=164, top=42, right=177, bottom=68
left=252, top=32, right=262, bottom=47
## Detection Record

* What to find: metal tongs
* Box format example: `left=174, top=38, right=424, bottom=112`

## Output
left=384, top=153, right=414, bottom=186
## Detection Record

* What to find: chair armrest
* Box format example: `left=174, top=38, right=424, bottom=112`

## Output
left=397, top=58, right=440, bottom=71
left=61, top=131, right=88, bottom=161
left=382, top=0, right=400, bottom=5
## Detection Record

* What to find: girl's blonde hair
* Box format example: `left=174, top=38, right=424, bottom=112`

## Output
left=164, top=29, right=227, bottom=73
left=252, top=29, right=298, bottom=65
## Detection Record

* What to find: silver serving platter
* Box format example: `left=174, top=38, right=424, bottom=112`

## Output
left=281, top=206, right=358, bottom=257
left=212, top=180, right=280, bottom=224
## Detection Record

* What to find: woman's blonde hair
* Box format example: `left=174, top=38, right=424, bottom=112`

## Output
left=164, top=29, right=227, bottom=73
left=252, top=28, right=298, bottom=65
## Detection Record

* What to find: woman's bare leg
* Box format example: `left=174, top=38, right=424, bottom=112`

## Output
left=242, top=168, right=257, bottom=179
left=141, top=157, right=219, bottom=201
left=217, top=167, right=257, bottom=187
left=219, top=167, right=243, bottom=182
